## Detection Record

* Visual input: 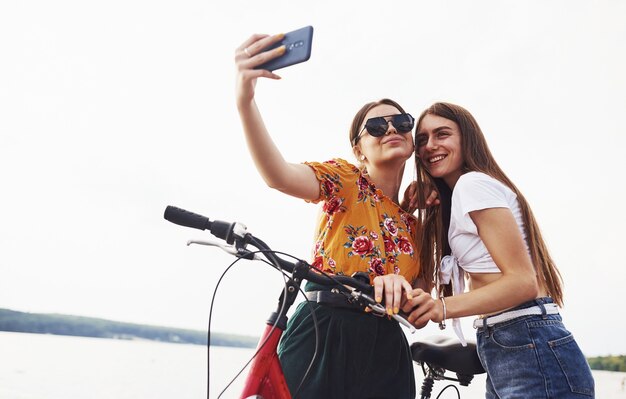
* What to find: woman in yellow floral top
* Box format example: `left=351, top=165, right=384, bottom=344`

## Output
left=235, top=32, right=436, bottom=399
left=305, top=158, right=420, bottom=284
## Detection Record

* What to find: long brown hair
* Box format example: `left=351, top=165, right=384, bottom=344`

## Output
left=414, top=102, right=564, bottom=306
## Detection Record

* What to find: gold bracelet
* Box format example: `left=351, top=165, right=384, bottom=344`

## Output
left=438, top=297, right=447, bottom=330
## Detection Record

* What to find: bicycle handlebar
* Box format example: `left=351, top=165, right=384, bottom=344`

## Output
left=164, top=205, right=246, bottom=244
left=164, top=205, right=373, bottom=290
left=164, top=205, right=416, bottom=332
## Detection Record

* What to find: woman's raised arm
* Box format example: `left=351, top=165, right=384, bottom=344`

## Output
left=235, top=33, right=320, bottom=201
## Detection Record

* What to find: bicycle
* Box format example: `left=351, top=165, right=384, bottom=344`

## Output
left=164, top=205, right=485, bottom=399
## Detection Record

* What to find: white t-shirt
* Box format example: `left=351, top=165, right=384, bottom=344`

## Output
left=449, top=171, right=529, bottom=273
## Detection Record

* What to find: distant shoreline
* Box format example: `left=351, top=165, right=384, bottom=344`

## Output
left=0, top=308, right=257, bottom=348
left=2, top=308, right=623, bottom=372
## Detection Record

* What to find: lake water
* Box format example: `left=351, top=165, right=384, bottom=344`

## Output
left=1, top=331, right=624, bottom=399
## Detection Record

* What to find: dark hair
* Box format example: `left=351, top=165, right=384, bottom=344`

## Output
left=414, top=102, right=564, bottom=305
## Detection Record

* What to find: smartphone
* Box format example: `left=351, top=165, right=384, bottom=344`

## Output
left=255, top=26, right=314, bottom=72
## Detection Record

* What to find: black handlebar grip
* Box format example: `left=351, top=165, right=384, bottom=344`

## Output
left=209, top=220, right=236, bottom=244
left=164, top=205, right=212, bottom=231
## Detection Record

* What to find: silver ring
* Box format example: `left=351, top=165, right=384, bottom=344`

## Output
left=244, top=47, right=251, bottom=57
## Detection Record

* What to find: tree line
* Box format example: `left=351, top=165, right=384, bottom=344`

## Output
left=0, top=308, right=257, bottom=348
left=586, top=355, right=626, bottom=372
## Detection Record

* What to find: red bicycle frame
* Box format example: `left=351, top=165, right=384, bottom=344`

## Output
left=239, top=323, right=291, bottom=399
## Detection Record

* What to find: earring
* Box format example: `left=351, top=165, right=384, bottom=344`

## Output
left=360, top=155, right=366, bottom=161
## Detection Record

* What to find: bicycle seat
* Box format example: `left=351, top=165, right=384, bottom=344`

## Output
left=410, top=335, right=485, bottom=376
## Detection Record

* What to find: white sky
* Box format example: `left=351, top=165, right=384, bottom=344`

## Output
left=1, top=0, right=625, bottom=357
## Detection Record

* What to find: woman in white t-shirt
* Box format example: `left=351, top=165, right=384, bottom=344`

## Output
left=403, top=102, right=594, bottom=398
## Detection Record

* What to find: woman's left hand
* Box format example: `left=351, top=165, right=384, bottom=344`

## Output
left=400, top=181, right=440, bottom=214
left=372, top=274, right=413, bottom=316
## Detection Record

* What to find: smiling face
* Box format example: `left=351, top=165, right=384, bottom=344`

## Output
left=415, top=113, right=464, bottom=188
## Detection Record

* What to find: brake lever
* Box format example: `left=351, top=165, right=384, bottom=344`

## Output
left=186, top=239, right=258, bottom=260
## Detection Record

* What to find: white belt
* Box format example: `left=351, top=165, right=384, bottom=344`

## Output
left=473, top=303, right=559, bottom=329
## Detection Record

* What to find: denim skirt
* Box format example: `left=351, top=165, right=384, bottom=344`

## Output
left=476, top=297, right=595, bottom=398
left=277, top=299, right=415, bottom=399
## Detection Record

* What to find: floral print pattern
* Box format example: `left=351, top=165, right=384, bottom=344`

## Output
left=304, top=158, right=420, bottom=283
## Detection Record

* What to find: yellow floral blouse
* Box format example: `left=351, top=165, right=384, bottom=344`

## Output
left=304, top=158, right=420, bottom=283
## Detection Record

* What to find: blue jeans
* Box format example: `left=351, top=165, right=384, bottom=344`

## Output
left=476, top=297, right=595, bottom=398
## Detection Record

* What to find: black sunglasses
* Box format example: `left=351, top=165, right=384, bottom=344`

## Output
left=353, top=113, right=415, bottom=145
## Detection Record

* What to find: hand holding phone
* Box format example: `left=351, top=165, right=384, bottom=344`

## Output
left=254, top=26, right=314, bottom=72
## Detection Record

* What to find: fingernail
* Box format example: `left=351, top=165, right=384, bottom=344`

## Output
left=277, top=45, right=286, bottom=54
left=394, top=307, right=399, bottom=314
left=387, top=308, right=393, bottom=316
left=407, top=293, right=413, bottom=300
left=376, top=296, right=382, bottom=303
left=364, top=307, right=372, bottom=313
left=275, top=33, right=285, bottom=39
